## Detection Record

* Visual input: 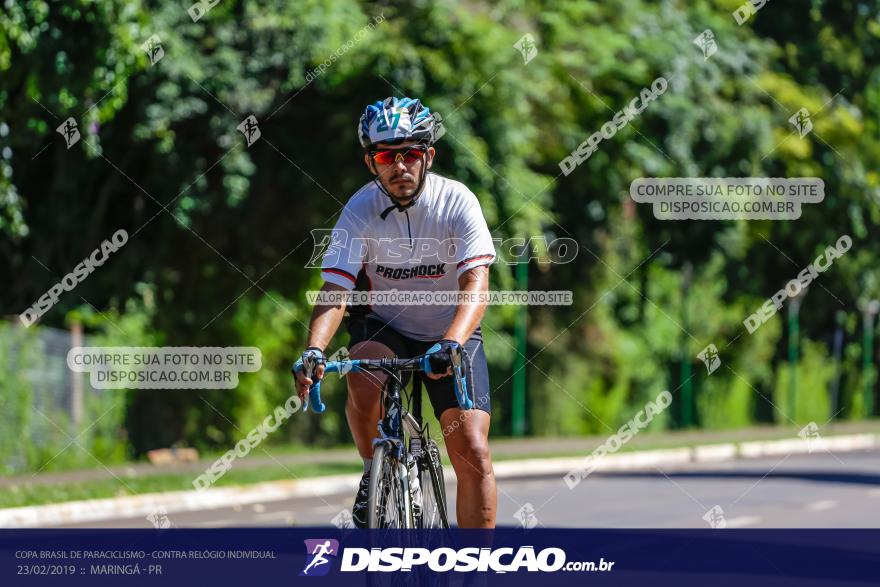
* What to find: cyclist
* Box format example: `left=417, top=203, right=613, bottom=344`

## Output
left=293, top=97, right=497, bottom=528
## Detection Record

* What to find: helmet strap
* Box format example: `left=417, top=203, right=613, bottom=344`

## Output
left=369, top=150, right=431, bottom=213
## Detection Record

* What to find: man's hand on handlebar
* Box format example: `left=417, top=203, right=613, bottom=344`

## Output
left=424, top=339, right=459, bottom=380
left=293, top=347, right=326, bottom=403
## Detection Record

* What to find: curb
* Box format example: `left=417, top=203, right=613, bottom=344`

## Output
left=1, top=433, right=876, bottom=528
left=0, top=475, right=361, bottom=529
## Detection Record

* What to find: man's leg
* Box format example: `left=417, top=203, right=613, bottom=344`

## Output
left=440, top=408, right=496, bottom=528
left=344, top=339, right=397, bottom=528
left=346, top=341, right=394, bottom=459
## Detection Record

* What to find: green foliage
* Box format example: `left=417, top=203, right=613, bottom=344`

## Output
left=773, top=341, right=835, bottom=424
left=0, top=322, right=37, bottom=473
left=227, top=291, right=311, bottom=443
left=2, top=0, right=879, bottom=465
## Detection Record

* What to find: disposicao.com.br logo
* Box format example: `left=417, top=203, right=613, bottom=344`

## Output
left=341, top=546, right=564, bottom=573
left=300, top=540, right=613, bottom=574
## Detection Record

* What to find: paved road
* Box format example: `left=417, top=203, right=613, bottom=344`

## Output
left=54, top=449, right=880, bottom=529
left=13, top=421, right=877, bottom=489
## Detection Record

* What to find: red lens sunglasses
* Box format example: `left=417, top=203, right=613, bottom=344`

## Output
left=370, top=147, right=426, bottom=165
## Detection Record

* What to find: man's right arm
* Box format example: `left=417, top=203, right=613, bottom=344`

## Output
left=293, top=281, right=348, bottom=401
left=306, top=282, right=349, bottom=351
left=294, top=202, right=367, bottom=398
left=312, top=205, right=365, bottom=349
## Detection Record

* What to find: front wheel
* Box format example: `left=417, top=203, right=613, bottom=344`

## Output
left=417, top=439, right=449, bottom=529
left=367, top=441, right=413, bottom=528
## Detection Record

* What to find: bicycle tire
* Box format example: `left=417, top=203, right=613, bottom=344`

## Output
left=417, top=439, right=449, bottom=529
left=367, top=441, right=413, bottom=528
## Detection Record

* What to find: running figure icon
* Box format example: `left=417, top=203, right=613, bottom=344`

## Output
left=301, top=539, right=339, bottom=576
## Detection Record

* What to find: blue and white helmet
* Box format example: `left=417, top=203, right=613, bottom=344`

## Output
left=358, top=96, right=444, bottom=149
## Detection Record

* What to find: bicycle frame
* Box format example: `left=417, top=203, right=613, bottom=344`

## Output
left=295, top=352, right=465, bottom=528
left=372, top=360, right=424, bottom=455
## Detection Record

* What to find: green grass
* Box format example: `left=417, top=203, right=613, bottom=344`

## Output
left=19, top=441, right=334, bottom=476
left=1, top=462, right=362, bottom=509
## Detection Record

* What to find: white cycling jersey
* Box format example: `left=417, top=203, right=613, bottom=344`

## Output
left=321, top=172, right=496, bottom=340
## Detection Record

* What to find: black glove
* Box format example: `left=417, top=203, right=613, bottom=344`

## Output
left=425, top=339, right=460, bottom=376
left=295, top=347, right=326, bottom=380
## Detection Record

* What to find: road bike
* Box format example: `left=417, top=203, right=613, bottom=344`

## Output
left=296, top=348, right=474, bottom=529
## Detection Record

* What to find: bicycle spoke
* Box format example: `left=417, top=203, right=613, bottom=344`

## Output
left=371, top=447, right=409, bottom=529
left=416, top=440, right=448, bottom=529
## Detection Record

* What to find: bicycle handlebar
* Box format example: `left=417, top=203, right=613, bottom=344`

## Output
left=292, top=351, right=473, bottom=415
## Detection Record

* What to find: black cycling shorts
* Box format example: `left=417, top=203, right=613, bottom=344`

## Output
left=346, top=316, right=490, bottom=421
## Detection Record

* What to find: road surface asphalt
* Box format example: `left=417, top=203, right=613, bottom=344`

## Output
left=51, top=449, right=880, bottom=529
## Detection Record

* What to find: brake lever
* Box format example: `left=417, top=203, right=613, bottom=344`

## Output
left=297, top=355, right=326, bottom=414
left=449, top=346, right=474, bottom=410
left=302, top=354, right=316, bottom=381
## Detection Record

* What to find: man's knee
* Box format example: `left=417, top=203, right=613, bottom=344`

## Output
left=448, top=429, right=492, bottom=478
left=349, top=340, right=394, bottom=360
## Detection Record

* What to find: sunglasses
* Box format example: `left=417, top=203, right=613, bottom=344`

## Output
left=370, top=148, right=426, bottom=166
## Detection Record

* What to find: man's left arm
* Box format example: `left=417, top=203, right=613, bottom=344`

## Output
left=442, top=187, right=496, bottom=345
left=443, top=265, right=490, bottom=344
left=424, top=265, right=489, bottom=381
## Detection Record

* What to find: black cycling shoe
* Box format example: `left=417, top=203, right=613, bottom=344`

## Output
left=352, top=471, right=370, bottom=528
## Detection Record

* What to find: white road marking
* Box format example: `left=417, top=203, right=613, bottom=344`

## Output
left=807, top=500, right=838, bottom=511
left=252, top=512, right=296, bottom=525
left=869, top=489, right=880, bottom=498
left=724, top=516, right=762, bottom=528
left=253, top=510, right=297, bottom=519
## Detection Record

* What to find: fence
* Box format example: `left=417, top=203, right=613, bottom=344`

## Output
left=0, top=319, right=125, bottom=474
